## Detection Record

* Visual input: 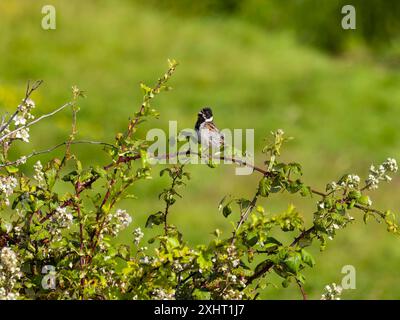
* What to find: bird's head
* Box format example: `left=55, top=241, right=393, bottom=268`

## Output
left=198, top=107, right=213, bottom=122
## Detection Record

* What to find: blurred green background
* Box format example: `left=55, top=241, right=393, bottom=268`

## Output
left=1, top=0, right=400, bottom=299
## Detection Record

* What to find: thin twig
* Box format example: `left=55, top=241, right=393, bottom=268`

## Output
left=0, top=102, right=73, bottom=143
left=247, top=226, right=316, bottom=284
left=296, top=279, right=308, bottom=300
left=0, top=80, right=43, bottom=135
left=164, top=174, right=180, bottom=235
left=0, top=140, right=114, bottom=168
left=231, top=194, right=258, bottom=245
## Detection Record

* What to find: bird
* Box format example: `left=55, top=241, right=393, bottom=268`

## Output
left=195, top=107, right=224, bottom=151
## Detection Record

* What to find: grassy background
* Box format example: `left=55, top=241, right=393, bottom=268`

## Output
left=1, top=0, right=400, bottom=299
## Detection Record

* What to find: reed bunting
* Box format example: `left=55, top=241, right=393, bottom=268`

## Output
left=195, top=107, right=224, bottom=150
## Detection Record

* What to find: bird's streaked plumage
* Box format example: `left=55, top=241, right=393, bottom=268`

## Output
left=195, top=107, right=224, bottom=150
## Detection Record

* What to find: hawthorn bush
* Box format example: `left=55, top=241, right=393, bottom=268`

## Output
left=0, top=61, right=398, bottom=300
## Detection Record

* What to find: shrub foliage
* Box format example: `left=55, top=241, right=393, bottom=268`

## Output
left=0, top=61, right=398, bottom=300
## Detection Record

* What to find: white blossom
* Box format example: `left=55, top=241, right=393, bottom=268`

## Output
left=152, top=288, right=175, bottom=300
left=321, top=283, right=342, bottom=300
left=342, top=174, right=360, bottom=189
left=383, top=158, right=398, bottom=173
left=115, top=209, right=132, bottom=229
left=16, top=156, right=27, bottom=165
left=366, top=158, right=398, bottom=190
left=13, top=115, right=26, bottom=126
left=326, top=181, right=339, bottom=192
left=139, top=256, right=151, bottom=264
left=102, top=209, right=132, bottom=237
left=0, top=247, right=22, bottom=300
left=33, top=160, right=45, bottom=187
left=47, top=207, right=74, bottom=239
left=24, top=98, right=35, bottom=110
left=0, top=175, right=18, bottom=206
left=15, top=128, right=30, bottom=143
left=133, top=227, right=144, bottom=245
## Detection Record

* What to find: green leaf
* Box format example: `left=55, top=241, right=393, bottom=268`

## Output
left=300, top=186, right=311, bottom=197
left=301, top=249, right=315, bottom=267
left=5, top=166, right=19, bottom=173
left=160, top=168, right=171, bottom=177
left=145, top=211, right=164, bottom=228
left=193, top=289, right=211, bottom=300
left=282, top=278, right=290, bottom=288
left=254, top=260, right=273, bottom=276
left=197, top=252, right=213, bottom=270
left=246, top=236, right=258, bottom=247
left=62, top=170, right=78, bottom=183
left=287, top=179, right=303, bottom=194
left=288, top=162, right=302, bottom=175
left=118, top=245, right=130, bottom=260
left=140, top=149, right=148, bottom=168
left=258, top=177, right=270, bottom=197
left=363, top=212, right=370, bottom=224
left=284, top=253, right=301, bottom=274
left=222, top=205, right=232, bottom=218
left=76, top=160, right=83, bottom=173
left=45, top=168, right=57, bottom=189
left=237, top=198, right=251, bottom=212
left=93, top=166, right=107, bottom=178
left=218, top=195, right=230, bottom=211
left=348, top=190, right=361, bottom=200
left=167, top=237, right=180, bottom=248
left=358, top=195, right=371, bottom=206
left=207, top=158, right=218, bottom=168
left=265, top=237, right=282, bottom=246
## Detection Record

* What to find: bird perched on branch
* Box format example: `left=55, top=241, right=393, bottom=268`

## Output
left=195, top=107, right=224, bottom=150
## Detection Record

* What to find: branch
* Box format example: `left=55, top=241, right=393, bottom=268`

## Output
left=246, top=226, right=316, bottom=284
left=124, top=60, right=178, bottom=144
left=0, top=80, right=43, bottom=135
left=231, top=194, right=258, bottom=245
left=354, top=204, right=386, bottom=218
left=0, top=102, right=73, bottom=143
left=296, top=280, right=308, bottom=300
left=0, top=140, right=114, bottom=168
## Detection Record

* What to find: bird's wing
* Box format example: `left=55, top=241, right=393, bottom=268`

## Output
left=202, top=122, right=224, bottom=146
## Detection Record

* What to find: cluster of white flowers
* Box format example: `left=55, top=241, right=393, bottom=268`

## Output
left=15, top=128, right=30, bottom=143
left=227, top=245, right=240, bottom=268
left=133, top=227, right=144, bottom=246
left=326, top=181, right=338, bottom=192
left=222, top=288, right=243, bottom=300
left=342, top=174, right=360, bottom=189
left=327, top=174, right=361, bottom=192
left=366, top=158, right=398, bottom=190
left=52, top=207, right=73, bottom=228
left=14, top=156, right=27, bottom=166
left=0, top=247, right=22, bottom=300
left=11, top=98, right=35, bottom=144
left=172, top=260, right=184, bottom=272
left=0, top=288, right=19, bottom=300
left=321, top=283, right=343, bottom=300
left=0, top=175, right=18, bottom=206
left=102, top=209, right=132, bottom=237
left=326, top=222, right=341, bottom=240
left=139, top=256, right=152, bottom=264
left=152, top=288, right=175, bottom=300
left=33, top=160, right=45, bottom=187
left=47, top=207, right=74, bottom=240
left=115, top=209, right=132, bottom=229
